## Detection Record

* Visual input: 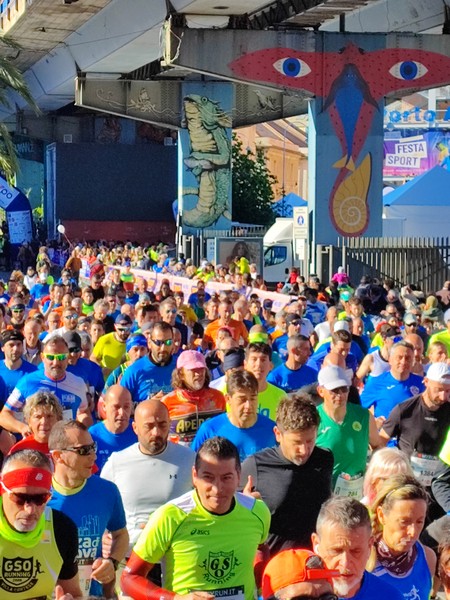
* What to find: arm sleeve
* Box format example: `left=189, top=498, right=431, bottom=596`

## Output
left=431, top=459, right=450, bottom=513
left=52, top=509, right=79, bottom=581
left=4, top=382, right=26, bottom=412
left=121, top=551, right=176, bottom=600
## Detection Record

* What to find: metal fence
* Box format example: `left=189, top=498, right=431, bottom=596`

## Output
left=332, top=237, right=450, bottom=293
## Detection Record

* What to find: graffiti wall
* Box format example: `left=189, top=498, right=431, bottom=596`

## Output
left=229, top=40, right=450, bottom=240
left=179, top=82, right=233, bottom=233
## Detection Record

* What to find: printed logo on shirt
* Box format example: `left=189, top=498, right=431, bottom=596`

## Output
left=191, top=528, right=210, bottom=535
left=410, top=386, right=420, bottom=396
left=352, top=421, right=362, bottom=432
left=200, top=551, right=238, bottom=584
left=0, top=556, right=43, bottom=594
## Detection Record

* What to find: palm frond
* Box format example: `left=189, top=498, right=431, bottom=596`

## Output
left=0, top=123, right=19, bottom=177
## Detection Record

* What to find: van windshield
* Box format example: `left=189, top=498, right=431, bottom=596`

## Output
left=264, top=245, right=287, bottom=267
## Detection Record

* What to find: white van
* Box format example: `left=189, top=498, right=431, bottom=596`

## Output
left=263, top=217, right=300, bottom=285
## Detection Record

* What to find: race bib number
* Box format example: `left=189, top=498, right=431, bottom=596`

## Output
left=334, top=473, right=364, bottom=499
left=410, top=452, right=440, bottom=487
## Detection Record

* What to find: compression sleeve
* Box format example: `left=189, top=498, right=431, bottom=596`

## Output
left=121, top=551, right=176, bottom=600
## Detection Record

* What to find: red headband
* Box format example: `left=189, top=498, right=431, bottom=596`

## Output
left=1, top=468, right=52, bottom=492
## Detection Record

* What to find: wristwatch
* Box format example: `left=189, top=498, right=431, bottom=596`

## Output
left=106, top=557, right=120, bottom=571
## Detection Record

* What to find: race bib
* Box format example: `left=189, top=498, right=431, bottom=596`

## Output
left=334, top=473, right=364, bottom=499
left=63, top=408, right=73, bottom=420
left=410, top=452, right=440, bottom=487
left=78, top=563, right=93, bottom=595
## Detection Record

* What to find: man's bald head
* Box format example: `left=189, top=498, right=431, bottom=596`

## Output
left=133, top=399, right=170, bottom=455
left=103, top=385, right=133, bottom=434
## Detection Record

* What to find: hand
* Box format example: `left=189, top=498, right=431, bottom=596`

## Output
left=91, top=557, right=116, bottom=584
left=375, top=416, right=386, bottom=430
left=21, top=424, right=32, bottom=438
left=54, top=585, right=75, bottom=600
left=243, top=475, right=261, bottom=500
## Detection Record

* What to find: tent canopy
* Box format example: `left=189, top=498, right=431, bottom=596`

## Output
left=383, top=165, right=450, bottom=207
left=272, top=192, right=307, bottom=217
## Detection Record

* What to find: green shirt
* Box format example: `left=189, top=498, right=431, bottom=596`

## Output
left=316, top=402, right=369, bottom=485
left=134, top=490, right=270, bottom=600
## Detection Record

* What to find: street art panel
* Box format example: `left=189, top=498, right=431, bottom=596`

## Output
left=179, top=82, right=233, bottom=232
left=229, top=43, right=450, bottom=237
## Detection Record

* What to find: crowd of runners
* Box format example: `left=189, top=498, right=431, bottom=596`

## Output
left=0, top=240, right=449, bottom=600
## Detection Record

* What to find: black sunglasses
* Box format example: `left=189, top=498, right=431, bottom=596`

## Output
left=1, top=483, right=51, bottom=507
left=62, top=443, right=97, bottom=456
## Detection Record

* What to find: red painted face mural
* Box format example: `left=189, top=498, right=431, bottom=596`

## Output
left=230, top=44, right=450, bottom=235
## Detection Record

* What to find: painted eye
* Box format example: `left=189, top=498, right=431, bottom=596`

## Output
left=273, top=57, right=311, bottom=78
left=389, top=61, right=428, bottom=81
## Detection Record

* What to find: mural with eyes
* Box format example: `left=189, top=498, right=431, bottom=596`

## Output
left=230, top=44, right=450, bottom=236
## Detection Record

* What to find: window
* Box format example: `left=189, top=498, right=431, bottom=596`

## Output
left=264, top=245, right=287, bottom=267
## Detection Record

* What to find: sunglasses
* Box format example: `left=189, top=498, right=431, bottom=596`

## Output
left=151, top=338, right=173, bottom=347
left=62, top=443, right=97, bottom=456
left=116, top=327, right=131, bottom=333
left=64, top=314, right=78, bottom=320
left=1, top=483, right=51, bottom=507
left=68, top=347, right=81, bottom=354
left=43, top=353, right=68, bottom=361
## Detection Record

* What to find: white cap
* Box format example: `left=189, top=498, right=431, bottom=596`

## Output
left=426, top=362, right=450, bottom=384
left=318, top=366, right=351, bottom=390
left=334, top=320, right=350, bottom=333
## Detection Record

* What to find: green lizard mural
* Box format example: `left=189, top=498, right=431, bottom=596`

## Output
left=182, top=94, right=232, bottom=228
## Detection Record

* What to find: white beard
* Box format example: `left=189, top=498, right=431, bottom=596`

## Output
left=333, top=578, right=355, bottom=598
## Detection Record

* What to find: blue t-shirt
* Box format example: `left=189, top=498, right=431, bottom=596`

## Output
left=349, top=571, right=403, bottom=600
left=360, top=371, right=425, bottom=418
left=192, top=413, right=276, bottom=462
left=312, top=339, right=364, bottom=366
left=89, top=421, right=137, bottom=472
left=305, top=301, right=327, bottom=326
left=30, top=282, right=50, bottom=300
left=48, top=475, right=126, bottom=596
left=67, top=357, right=104, bottom=395
left=0, top=359, right=36, bottom=398
left=120, top=355, right=175, bottom=403
left=6, top=370, right=88, bottom=419
left=272, top=334, right=289, bottom=360
left=267, top=362, right=318, bottom=393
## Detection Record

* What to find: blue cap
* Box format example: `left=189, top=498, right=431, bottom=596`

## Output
left=115, top=313, right=133, bottom=325
left=126, top=334, right=147, bottom=352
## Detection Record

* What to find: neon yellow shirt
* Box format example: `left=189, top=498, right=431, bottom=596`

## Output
left=92, top=332, right=126, bottom=372
left=439, top=427, right=450, bottom=465
left=134, top=490, right=270, bottom=600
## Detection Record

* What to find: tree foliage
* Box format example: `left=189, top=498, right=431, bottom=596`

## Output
left=231, top=133, right=277, bottom=226
left=0, top=35, right=39, bottom=177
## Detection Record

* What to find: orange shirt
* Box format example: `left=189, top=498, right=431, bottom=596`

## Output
left=203, top=318, right=249, bottom=349
left=162, top=387, right=226, bottom=445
